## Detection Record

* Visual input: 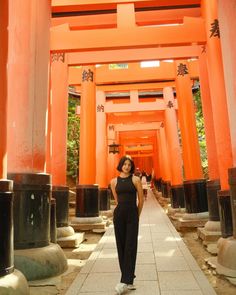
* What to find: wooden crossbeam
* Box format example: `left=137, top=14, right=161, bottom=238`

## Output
left=51, top=17, right=206, bottom=52
left=67, top=45, right=200, bottom=65
left=68, top=60, right=199, bottom=85
left=52, top=0, right=201, bottom=13
left=51, top=8, right=200, bottom=29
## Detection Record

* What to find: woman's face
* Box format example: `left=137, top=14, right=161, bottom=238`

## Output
left=122, top=159, right=132, bottom=174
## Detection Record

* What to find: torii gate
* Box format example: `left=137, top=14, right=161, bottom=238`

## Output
left=66, top=61, right=199, bottom=183
left=1, top=0, right=236, bottom=289
left=49, top=0, right=234, bottom=195
left=49, top=1, right=221, bottom=218
left=0, top=0, right=236, bottom=286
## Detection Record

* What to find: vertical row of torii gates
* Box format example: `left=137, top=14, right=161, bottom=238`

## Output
left=1, top=0, right=236, bottom=293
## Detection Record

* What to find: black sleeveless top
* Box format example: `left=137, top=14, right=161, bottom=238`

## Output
left=115, top=174, right=137, bottom=206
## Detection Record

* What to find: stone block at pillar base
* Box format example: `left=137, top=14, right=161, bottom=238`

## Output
left=57, top=232, right=85, bottom=248
left=216, top=237, right=236, bottom=278
left=100, top=209, right=113, bottom=218
left=197, top=221, right=222, bottom=246
left=206, top=243, right=218, bottom=255
left=157, top=196, right=170, bottom=207
left=227, top=277, right=236, bottom=286
left=70, top=216, right=107, bottom=231
left=175, top=212, right=208, bottom=230
left=167, top=207, right=186, bottom=218
left=0, top=269, right=29, bottom=295
left=205, top=256, right=217, bottom=269
left=152, top=190, right=162, bottom=199
left=57, top=226, right=75, bottom=238
left=14, top=244, right=68, bottom=281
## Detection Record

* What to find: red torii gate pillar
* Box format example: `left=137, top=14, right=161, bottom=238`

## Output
left=218, top=4, right=236, bottom=259
left=7, top=0, right=50, bottom=173
left=218, top=0, right=236, bottom=166
left=198, top=52, right=219, bottom=181
left=5, top=0, right=67, bottom=282
left=158, top=124, right=172, bottom=198
left=163, top=87, right=184, bottom=208
left=201, top=0, right=233, bottom=191
left=49, top=53, right=68, bottom=186
left=156, top=132, right=163, bottom=180
left=175, top=60, right=208, bottom=214
left=96, top=90, right=110, bottom=211
left=203, top=0, right=236, bottom=279
left=198, top=49, right=221, bottom=237
left=49, top=52, right=70, bottom=225
left=0, top=0, right=8, bottom=180
left=107, top=124, right=119, bottom=183
left=0, top=2, right=28, bottom=291
left=96, top=90, right=108, bottom=188
left=152, top=135, right=160, bottom=180
left=76, top=65, right=100, bottom=218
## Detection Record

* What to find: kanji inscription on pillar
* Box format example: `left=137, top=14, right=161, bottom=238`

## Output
left=82, top=69, right=94, bottom=82
left=109, top=125, right=115, bottom=131
left=51, top=53, right=65, bottom=63
left=160, top=122, right=164, bottom=128
left=210, top=19, right=220, bottom=38
left=97, top=104, right=104, bottom=112
left=177, top=63, right=189, bottom=76
left=167, top=101, right=174, bottom=108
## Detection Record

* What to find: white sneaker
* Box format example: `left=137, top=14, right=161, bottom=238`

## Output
left=115, top=283, right=128, bottom=294
left=127, top=284, right=136, bottom=290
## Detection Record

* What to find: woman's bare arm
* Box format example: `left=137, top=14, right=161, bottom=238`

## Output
left=133, top=175, right=144, bottom=217
left=110, top=178, right=118, bottom=205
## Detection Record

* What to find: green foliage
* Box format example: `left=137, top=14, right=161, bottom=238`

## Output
left=67, top=95, right=80, bottom=179
left=193, top=88, right=208, bottom=178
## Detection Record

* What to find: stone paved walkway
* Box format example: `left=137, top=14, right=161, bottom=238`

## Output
left=65, top=190, right=217, bottom=295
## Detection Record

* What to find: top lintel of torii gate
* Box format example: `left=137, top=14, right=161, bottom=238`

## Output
left=51, top=0, right=201, bottom=12
left=50, top=2, right=206, bottom=53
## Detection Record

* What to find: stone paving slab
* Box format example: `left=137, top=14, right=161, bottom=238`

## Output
left=65, top=191, right=217, bottom=295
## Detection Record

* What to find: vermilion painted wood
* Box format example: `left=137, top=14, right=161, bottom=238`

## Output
left=7, top=0, right=51, bottom=173
left=198, top=50, right=219, bottom=180
left=51, top=8, right=200, bottom=30
left=96, top=90, right=108, bottom=188
left=163, top=87, right=182, bottom=185
left=0, top=0, right=8, bottom=179
left=202, top=0, right=233, bottom=190
left=79, top=66, right=97, bottom=185
left=50, top=17, right=206, bottom=52
left=218, top=0, right=236, bottom=167
left=50, top=54, right=68, bottom=185
left=175, top=60, right=203, bottom=180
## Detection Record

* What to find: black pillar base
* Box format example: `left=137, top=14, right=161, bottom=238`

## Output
left=99, top=188, right=111, bottom=211
left=8, top=173, right=51, bottom=249
left=107, top=184, right=114, bottom=200
left=76, top=184, right=99, bottom=217
left=50, top=198, right=57, bottom=243
left=0, top=180, right=14, bottom=277
left=52, top=185, right=69, bottom=227
left=183, top=179, right=208, bottom=213
left=171, top=185, right=185, bottom=208
left=161, top=180, right=171, bottom=198
left=217, top=189, right=233, bottom=238
left=154, top=178, right=162, bottom=192
left=206, top=179, right=221, bottom=222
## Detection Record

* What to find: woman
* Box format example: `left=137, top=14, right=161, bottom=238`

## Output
left=110, top=156, right=144, bottom=295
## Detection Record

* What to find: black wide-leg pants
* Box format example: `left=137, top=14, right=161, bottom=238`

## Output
left=113, top=204, right=139, bottom=284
